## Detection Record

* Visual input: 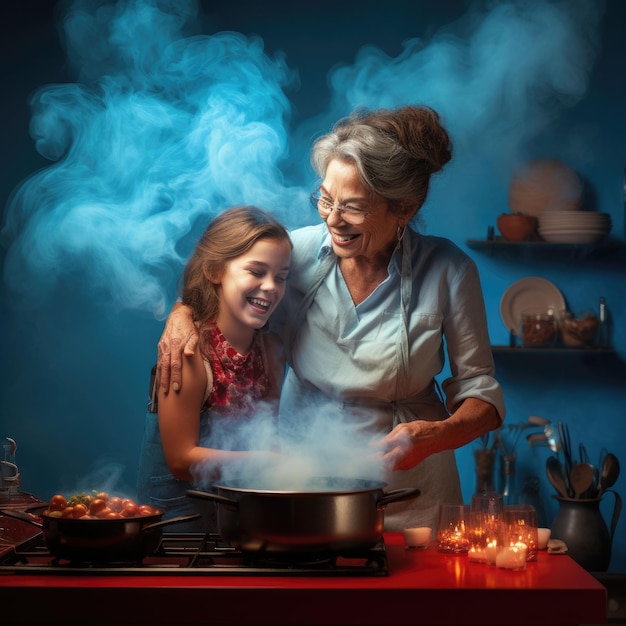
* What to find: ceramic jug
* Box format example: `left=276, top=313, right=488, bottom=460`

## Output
left=551, top=490, right=621, bottom=571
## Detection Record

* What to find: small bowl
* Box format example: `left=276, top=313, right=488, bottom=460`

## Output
left=497, top=213, right=538, bottom=242
left=538, top=527, right=551, bottom=550
left=403, top=526, right=432, bottom=549
left=559, top=312, right=599, bottom=347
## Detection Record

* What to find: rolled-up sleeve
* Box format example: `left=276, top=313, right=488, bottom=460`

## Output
left=440, top=256, right=505, bottom=420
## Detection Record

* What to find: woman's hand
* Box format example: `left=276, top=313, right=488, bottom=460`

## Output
left=377, top=399, right=501, bottom=471
left=157, top=303, right=198, bottom=392
left=377, top=420, right=440, bottom=472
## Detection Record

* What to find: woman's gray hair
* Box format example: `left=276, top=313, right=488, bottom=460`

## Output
left=311, top=106, right=452, bottom=218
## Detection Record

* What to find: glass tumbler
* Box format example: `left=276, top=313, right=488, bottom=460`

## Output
left=468, top=491, right=503, bottom=564
left=502, top=503, right=539, bottom=562
left=437, top=504, right=469, bottom=554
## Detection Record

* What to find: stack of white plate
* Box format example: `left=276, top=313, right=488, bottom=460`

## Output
left=538, top=211, right=611, bottom=243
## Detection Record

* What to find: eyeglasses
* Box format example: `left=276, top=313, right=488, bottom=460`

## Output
left=309, top=191, right=373, bottom=225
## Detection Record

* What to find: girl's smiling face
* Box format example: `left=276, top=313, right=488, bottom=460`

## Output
left=320, top=159, right=399, bottom=264
left=215, top=237, right=291, bottom=348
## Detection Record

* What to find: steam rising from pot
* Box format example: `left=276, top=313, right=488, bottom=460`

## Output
left=2, top=0, right=603, bottom=316
left=191, top=400, right=388, bottom=489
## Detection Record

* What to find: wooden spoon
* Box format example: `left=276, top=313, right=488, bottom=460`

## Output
left=569, top=463, right=595, bottom=499
left=546, top=456, right=569, bottom=498
left=599, top=453, right=620, bottom=496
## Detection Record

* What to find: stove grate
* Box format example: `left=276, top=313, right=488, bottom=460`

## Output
left=0, top=532, right=389, bottom=576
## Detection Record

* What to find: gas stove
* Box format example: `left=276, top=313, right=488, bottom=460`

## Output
left=0, top=531, right=389, bottom=576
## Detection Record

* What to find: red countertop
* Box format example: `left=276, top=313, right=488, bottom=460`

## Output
left=0, top=533, right=607, bottom=625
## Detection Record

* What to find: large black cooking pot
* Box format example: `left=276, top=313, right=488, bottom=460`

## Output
left=187, top=477, right=420, bottom=553
left=0, top=507, right=200, bottom=562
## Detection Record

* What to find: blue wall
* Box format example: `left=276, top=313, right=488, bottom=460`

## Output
left=1, top=0, right=624, bottom=571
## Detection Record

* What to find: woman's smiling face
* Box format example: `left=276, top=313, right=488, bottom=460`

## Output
left=320, top=159, right=398, bottom=264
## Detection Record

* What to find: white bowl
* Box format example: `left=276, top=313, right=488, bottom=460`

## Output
left=403, top=527, right=432, bottom=549
left=538, top=527, right=551, bottom=550
left=538, top=230, right=607, bottom=244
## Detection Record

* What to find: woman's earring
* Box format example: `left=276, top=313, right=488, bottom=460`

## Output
left=396, top=224, right=406, bottom=242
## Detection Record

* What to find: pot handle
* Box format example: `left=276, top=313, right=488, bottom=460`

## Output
left=142, top=512, right=202, bottom=532
left=377, top=487, right=420, bottom=508
left=186, top=488, right=239, bottom=510
left=0, top=508, right=44, bottom=529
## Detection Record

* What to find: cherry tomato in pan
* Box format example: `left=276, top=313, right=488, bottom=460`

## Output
left=48, top=493, right=153, bottom=519
left=72, top=503, right=89, bottom=519
left=121, top=501, right=139, bottom=517
left=139, top=505, right=156, bottom=516
left=108, top=496, right=123, bottom=513
left=89, top=498, right=107, bottom=516
left=49, top=495, right=67, bottom=512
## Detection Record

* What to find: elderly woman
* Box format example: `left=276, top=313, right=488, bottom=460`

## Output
left=157, top=105, right=505, bottom=530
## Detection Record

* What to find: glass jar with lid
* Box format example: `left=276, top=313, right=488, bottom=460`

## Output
left=519, top=310, right=557, bottom=347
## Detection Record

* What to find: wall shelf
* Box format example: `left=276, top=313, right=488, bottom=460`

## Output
left=490, top=345, right=624, bottom=373
left=491, top=346, right=615, bottom=355
left=466, top=237, right=625, bottom=260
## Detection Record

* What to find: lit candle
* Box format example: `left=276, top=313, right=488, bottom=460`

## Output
left=468, top=546, right=486, bottom=563
left=437, top=504, right=469, bottom=553
left=485, top=540, right=499, bottom=565
left=496, top=543, right=527, bottom=570
left=437, top=525, right=469, bottom=553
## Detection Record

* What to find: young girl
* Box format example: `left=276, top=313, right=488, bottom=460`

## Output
left=137, top=206, right=292, bottom=529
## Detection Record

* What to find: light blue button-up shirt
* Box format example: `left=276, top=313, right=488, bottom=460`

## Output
left=274, top=223, right=505, bottom=530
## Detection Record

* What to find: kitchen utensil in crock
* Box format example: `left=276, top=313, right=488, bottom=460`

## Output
left=543, top=424, right=561, bottom=453
left=558, top=422, right=573, bottom=494
left=551, top=491, right=621, bottom=572
left=527, top=424, right=561, bottom=454
left=0, top=507, right=200, bottom=562
left=599, top=453, right=620, bottom=496
left=546, top=456, right=569, bottom=498
left=526, top=432, right=547, bottom=446
left=570, top=463, right=595, bottom=499
left=187, top=477, right=420, bottom=553
left=579, top=443, right=590, bottom=465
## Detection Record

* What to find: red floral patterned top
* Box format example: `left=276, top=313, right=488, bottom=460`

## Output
left=200, top=324, right=270, bottom=419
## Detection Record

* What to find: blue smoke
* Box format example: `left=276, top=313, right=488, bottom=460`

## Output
left=1, top=0, right=604, bottom=316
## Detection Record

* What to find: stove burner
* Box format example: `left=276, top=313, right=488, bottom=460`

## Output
left=0, top=532, right=389, bottom=576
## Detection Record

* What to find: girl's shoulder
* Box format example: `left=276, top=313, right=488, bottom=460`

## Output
left=257, top=329, right=286, bottom=400
left=258, top=329, right=284, bottom=359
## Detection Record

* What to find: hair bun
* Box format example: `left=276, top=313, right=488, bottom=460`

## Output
left=397, top=106, right=452, bottom=173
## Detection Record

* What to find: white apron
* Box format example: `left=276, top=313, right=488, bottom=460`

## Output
left=279, top=231, right=463, bottom=532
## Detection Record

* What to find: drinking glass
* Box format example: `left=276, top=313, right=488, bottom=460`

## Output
left=502, top=503, right=539, bottom=562
left=468, top=491, right=503, bottom=564
left=436, top=504, right=469, bottom=554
